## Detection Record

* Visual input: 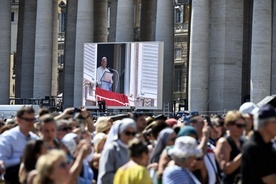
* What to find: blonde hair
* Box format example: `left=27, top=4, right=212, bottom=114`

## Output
left=33, top=150, right=67, bottom=184
left=225, top=110, right=244, bottom=126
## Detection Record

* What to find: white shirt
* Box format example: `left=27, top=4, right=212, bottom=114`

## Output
left=96, top=66, right=112, bottom=85
left=0, top=126, right=39, bottom=168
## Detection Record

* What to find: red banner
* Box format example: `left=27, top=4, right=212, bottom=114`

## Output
left=96, top=87, right=129, bottom=106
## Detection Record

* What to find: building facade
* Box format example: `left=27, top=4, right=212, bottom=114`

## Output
left=2, top=0, right=275, bottom=113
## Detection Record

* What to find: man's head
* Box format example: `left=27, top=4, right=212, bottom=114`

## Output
left=101, top=57, right=107, bottom=69
left=133, top=113, right=147, bottom=133
left=189, top=115, right=205, bottom=137
left=17, top=107, right=35, bottom=135
left=40, top=114, right=57, bottom=143
left=211, top=115, right=225, bottom=138
left=254, top=104, right=276, bottom=138
left=56, top=119, right=72, bottom=140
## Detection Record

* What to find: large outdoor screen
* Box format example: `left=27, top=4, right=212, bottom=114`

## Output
left=82, top=42, right=164, bottom=109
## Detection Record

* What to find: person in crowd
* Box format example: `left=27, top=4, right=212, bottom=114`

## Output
left=149, top=128, right=176, bottom=183
left=37, top=108, right=50, bottom=118
left=98, top=118, right=137, bottom=184
left=165, top=118, right=178, bottom=128
left=34, top=150, right=70, bottom=184
left=96, top=57, right=113, bottom=91
left=56, top=119, right=72, bottom=141
left=18, top=140, right=47, bottom=184
left=157, top=126, right=197, bottom=183
left=215, top=110, right=246, bottom=184
left=150, top=120, right=169, bottom=142
left=39, top=114, right=60, bottom=150
left=210, top=115, right=226, bottom=140
left=133, top=113, right=147, bottom=134
left=158, top=126, right=197, bottom=175
left=150, top=128, right=176, bottom=164
left=162, top=136, right=203, bottom=184
left=208, top=118, right=221, bottom=148
left=92, top=133, right=107, bottom=181
left=0, top=107, right=39, bottom=184
left=239, top=102, right=258, bottom=138
left=69, top=118, right=80, bottom=129
left=146, top=116, right=154, bottom=126
left=241, top=104, right=276, bottom=183
left=114, top=138, right=152, bottom=184
left=74, top=111, right=95, bottom=133
left=95, top=117, right=112, bottom=134
left=33, top=147, right=90, bottom=184
left=61, top=133, right=94, bottom=184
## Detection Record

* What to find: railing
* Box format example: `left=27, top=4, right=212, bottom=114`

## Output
left=9, top=97, right=58, bottom=111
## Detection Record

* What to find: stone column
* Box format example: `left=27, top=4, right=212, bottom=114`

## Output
left=251, top=1, right=272, bottom=103
left=108, top=0, right=118, bottom=42
left=94, top=0, right=108, bottom=42
left=140, top=0, right=157, bottom=41
left=63, top=0, right=78, bottom=108
left=0, top=0, right=11, bottom=104
left=73, top=0, right=94, bottom=107
left=155, top=0, right=174, bottom=110
left=33, top=0, right=54, bottom=98
left=51, top=0, right=59, bottom=97
left=188, top=0, right=209, bottom=112
left=115, top=0, right=134, bottom=42
left=208, top=0, right=244, bottom=112
left=271, top=1, right=276, bottom=94
left=15, top=0, right=37, bottom=98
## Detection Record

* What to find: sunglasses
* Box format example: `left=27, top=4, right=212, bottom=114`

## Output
left=57, top=161, right=69, bottom=169
left=233, top=123, right=246, bottom=129
left=59, top=127, right=72, bottom=131
left=20, top=117, right=36, bottom=122
left=124, top=131, right=136, bottom=136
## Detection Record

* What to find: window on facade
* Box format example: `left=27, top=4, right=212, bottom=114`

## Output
left=11, top=12, right=15, bottom=22
left=174, top=67, right=183, bottom=92
left=175, top=49, right=182, bottom=60
left=175, top=5, right=183, bottom=23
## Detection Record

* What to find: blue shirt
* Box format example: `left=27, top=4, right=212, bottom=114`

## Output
left=163, top=165, right=196, bottom=184
left=0, top=126, right=39, bottom=168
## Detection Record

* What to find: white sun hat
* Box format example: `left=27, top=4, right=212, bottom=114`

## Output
left=168, top=136, right=203, bottom=159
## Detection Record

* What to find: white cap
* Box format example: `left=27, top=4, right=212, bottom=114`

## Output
left=239, top=102, right=257, bottom=115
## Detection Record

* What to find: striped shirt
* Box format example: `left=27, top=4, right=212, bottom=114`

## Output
left=162, top=165, right=196, bottom=184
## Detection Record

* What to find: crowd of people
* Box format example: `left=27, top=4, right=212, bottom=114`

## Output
left=0, top=102, right=276, bottom=184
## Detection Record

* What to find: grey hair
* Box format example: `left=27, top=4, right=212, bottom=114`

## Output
left=170, top=154, right=187, bottom=164
left=254, top=114, right=275, bottom=131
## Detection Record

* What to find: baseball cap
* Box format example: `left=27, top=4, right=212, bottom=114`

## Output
left=256, top=104, right=276, bottom=120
